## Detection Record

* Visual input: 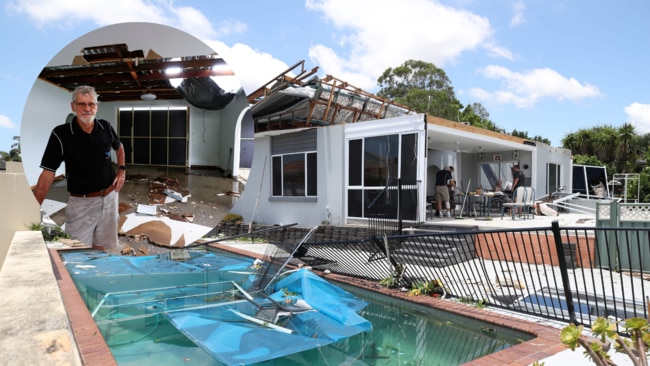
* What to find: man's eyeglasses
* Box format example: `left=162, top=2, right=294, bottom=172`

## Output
left=74, top=102, right=97, bottom=108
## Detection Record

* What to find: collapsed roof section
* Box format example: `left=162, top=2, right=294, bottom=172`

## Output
left=39, top=43, right=238, bottom=108
left=247, top=60, right=415, bottom=132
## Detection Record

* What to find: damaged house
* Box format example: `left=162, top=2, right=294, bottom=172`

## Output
left=231, top=62, right=573, bottom=227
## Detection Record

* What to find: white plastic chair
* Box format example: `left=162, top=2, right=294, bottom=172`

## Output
left=501, top=187, right=535, bottom=220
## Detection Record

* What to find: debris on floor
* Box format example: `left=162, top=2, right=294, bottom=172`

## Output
left=136, top=204, right=157, bottom=215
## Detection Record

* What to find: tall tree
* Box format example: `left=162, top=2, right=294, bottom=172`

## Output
left=377, top=60, right=462, bottom=121
left=510, top=129, right=551, bottom=145
left=459, top=103, right=504, bottom=133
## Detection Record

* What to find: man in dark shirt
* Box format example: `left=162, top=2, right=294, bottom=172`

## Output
left=512, top=165, right=525, bottom=191
left=434, top=166, right=454, bottom=217
left=33, top=85, right=126, bottom=252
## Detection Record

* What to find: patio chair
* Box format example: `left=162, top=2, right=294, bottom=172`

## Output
left=501, top=187, right=536, bottom=220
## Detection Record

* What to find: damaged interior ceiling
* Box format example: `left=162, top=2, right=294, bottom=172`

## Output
left=38, top=43, right=238, bottom=105
left=247, top=60, right=415, bottom=132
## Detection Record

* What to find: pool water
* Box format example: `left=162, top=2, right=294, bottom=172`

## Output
left=61, top=249, right=532, bottom=366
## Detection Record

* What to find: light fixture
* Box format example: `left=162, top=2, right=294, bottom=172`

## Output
left=140, top=92, right=157, bottom=101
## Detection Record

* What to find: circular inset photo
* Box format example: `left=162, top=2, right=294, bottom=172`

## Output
left=21, top=22, right=252, bottom=253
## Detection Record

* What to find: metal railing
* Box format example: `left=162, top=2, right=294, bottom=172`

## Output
left=297, top=221, right=650, bottom=332
left=366, top=178, right=421, bottom=239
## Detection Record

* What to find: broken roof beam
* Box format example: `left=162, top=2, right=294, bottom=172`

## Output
left=81, top=44, right=145, bottom=63
left=247, top=60, right=319, bottom=103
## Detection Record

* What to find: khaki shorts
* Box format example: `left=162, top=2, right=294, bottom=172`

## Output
left=434, top=185, right=450, bottom=203
left=65, top=190, right=119, bottom=252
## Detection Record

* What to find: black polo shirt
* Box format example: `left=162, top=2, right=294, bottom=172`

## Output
left=435, top=169, right=452, bottom=186
left=40, top=117, right=121, bottom=195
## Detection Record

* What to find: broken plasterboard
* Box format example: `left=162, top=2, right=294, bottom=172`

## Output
left=136, top=204, right=158, bottom=215
left=120, top=213, right=211, bottom=247
left=164, top=189, right=190, bottom=203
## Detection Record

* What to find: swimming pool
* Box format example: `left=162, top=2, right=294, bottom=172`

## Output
left=60, top=248, right=533, bottom=365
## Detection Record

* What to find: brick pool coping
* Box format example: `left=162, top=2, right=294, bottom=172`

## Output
left=51, top=245, right=567, bottom=366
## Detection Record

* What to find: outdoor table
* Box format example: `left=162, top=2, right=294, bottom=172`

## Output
left=460, top=193, right=493, bottom=217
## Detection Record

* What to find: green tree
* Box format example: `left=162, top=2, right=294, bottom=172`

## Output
left=0, top=148, right=21, bottom=162
left=0, top=136, right=21, bottom=162
left=562, top=123, right=650, bottom=202
left=459, top=103, right=505, bottom=133
left=511, top=129, right=551, bottom=145
left=377, top=60, right=462, bottom=121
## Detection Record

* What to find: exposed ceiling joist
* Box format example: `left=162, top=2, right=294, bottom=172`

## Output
left=38, top=44, right=235, bottom=102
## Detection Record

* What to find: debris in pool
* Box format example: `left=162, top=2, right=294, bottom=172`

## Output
left=74, top=265, right=96, bottom=269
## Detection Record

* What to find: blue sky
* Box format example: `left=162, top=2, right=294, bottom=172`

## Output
left=2, top=0, right=650, bottom=153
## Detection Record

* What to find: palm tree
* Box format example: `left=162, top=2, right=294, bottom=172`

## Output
left=591, top=125, right=617, bottom=163
left=574, top=129, right=592, bottom=155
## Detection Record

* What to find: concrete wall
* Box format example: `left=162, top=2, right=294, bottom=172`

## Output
left=0, top=162, right=41, bottom=268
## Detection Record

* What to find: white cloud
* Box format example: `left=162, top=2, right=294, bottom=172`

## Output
left=510, top=1, right=526, bottom=27
left=7, top=0, right=171, bottom=28
left=625, top=102, right=650, bottom=135
left=7, top=0, right=271, bottom=92
left=207, top=40, right=291, bottom=95
left=0, top=114, right=16, bottom=129
left=6, top=0, right=246, bottom=40
left=469, top=65, right=601, bottom=108
left=305, top=0, right=505, bottom=90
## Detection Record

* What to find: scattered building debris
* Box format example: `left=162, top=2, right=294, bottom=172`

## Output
left=58, top=238, right=86, bottom=247
left=136, top=204, right=158, bottom=216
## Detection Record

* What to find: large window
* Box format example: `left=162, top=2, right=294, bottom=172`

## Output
left=271, top=129, right=317, bottom=198
left=347, top=133, right=418, bottom=219
left=118, top=107, right=188, bottom=166
left=272, top=152, right=317, bottom=197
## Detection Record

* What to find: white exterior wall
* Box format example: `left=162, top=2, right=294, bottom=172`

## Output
left=232, top=114, right=426, bottom=227
left=532, top=142, right=573, bottom=197
left=231, top=126, right=347, bottom=227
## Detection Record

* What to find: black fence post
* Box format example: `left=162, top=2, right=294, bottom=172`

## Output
left=551, top=220, right=577, bottom=324
left=398, top=178, right=403, bottom=235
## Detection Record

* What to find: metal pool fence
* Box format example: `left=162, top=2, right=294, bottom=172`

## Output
left=296, top=221, right=650, bottom=332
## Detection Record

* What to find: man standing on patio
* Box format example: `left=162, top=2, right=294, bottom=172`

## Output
left=512, top=164, right=525, bottom=191
left=434, top=166, right=454, bottom=218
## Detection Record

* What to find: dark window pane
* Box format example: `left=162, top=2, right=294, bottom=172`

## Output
left=150, top=110, right=168, bottom=137
left=364, top=135, right=398, bottom=187
left=151, top=139, right=167, bottom=165
left=347, top=189, right=363, bottom=217
left=364, top=189, right=397, bottom=219
left=307, top=152, right=317, bottom=196
left=133, top=138, right=150, bottom=164
left=118, top=110, right=132, bottom=137
left=400, top=188, right=418, bottom=221
left=348, top=139, right=362, bottom=186
left=283, top=153, right=305, bottom=196
left=272, top=156, right=282, bottom=196
left=169, top=110, right=187, bottom=137
left=400, top=133, right=417, bottom=183
left=133, top=110, right=149, bottom=136
left=169, top=139, right=186, bottom=166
